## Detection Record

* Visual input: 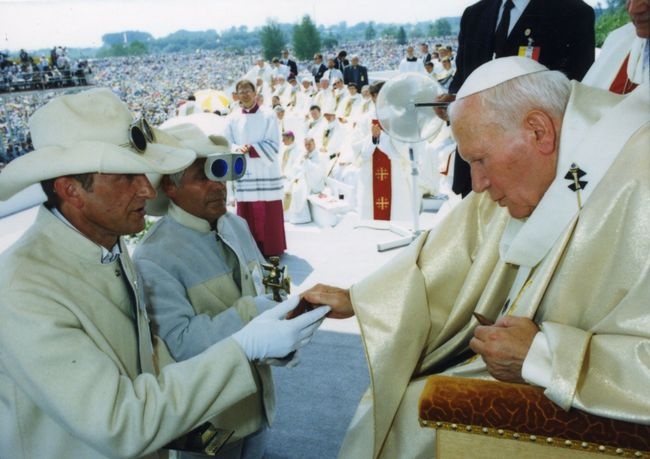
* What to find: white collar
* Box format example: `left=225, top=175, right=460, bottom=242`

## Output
left=168, top=201, right=212, bottom=234
left=50, top=207, right=122, bottom=264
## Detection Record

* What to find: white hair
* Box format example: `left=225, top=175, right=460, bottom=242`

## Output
left=449, top=70, right=571, bottom=129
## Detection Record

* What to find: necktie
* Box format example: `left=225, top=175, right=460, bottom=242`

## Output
left=494, top=0, right=515, bottom=58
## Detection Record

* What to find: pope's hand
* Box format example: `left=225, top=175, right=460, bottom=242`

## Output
left=301, top=284, right=354, bottom=319
left=469, top=315, right=539, bottom=383
left=232, top=296, right=330, bottom=361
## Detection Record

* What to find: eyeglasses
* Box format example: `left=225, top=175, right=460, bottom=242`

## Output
left=125, top=117, right=155, bottom=153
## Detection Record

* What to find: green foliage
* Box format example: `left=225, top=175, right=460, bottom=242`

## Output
left=322, top=33, right=339, bottom=49
left=220, top=26, right=260, bottom=51
left=595, top=1, right=629, bottom=47
left=101, top=31, right=154, bottom=47
left=260, top=21, right=286, bottom=61
left=396, top=26, right=407, bottom=45
left=20, top=17, right=463, bottom=57
left=151, top=29, right=219, bottom=53
left=365, top=23, right=377, bottom=41
left=430, top=18, right=452, bottom=37
left=96, top=41, right=149, bottom=58
left=293, top=15, right=321, bottom=60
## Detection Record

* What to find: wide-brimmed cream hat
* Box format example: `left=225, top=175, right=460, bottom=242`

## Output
left=145, top=122, right=231, bottom=216
left=456, top=56, right=549, bottom=100
left=0, top=87, right=196, bottom=201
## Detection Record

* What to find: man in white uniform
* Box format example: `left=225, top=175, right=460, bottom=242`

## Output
left=0, top=88, right=330, bottom=458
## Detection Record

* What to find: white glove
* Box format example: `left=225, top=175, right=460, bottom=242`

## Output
left=232, top=296, right=330, bottom=361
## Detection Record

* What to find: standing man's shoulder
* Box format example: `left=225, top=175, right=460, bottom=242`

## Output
left=463, top=0, right=498, bottom=16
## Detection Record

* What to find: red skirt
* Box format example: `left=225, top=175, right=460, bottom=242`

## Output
left=237, top=200, right=287, bottom=257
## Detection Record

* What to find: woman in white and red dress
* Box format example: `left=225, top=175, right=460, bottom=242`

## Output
left=226, top=79, right=287, bottom=256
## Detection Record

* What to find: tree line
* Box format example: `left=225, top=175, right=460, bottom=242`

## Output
left=19, top=3, right=627, bottom=61
left=96, top=16, right=459, bottom=58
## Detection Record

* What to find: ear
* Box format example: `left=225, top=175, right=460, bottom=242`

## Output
left=160, top=175, right=178, bottom=199
left=53, top=177, right=85, bottom=210
left=524, top=110, right=557, bottom=156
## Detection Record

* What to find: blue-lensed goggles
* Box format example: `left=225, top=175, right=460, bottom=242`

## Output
left=204, top=153, right=247, bottom=181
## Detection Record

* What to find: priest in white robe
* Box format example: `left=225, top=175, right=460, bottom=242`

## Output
left=225, top=79, right=286, bottom=257
left=283, top=137, right=326, bottom=224
left=355, top=119, right=411, bottom=222
left=303, top=57, right=650, bottom=458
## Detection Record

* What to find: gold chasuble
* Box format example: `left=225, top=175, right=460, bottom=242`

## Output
left=338, top=83, right=650, bottom=458
left=371, top=147, right=392, bottom=220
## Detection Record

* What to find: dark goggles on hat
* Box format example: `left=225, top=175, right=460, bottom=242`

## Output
left=125, top=117, right=155, bottom=153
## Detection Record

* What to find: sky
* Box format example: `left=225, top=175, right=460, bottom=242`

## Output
left=0, top=0, right=602, bottom=52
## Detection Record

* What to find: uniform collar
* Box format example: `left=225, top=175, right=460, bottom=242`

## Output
left=168, top=201, right=213, bottom=234
left=50, top=207, right=121, bottom=263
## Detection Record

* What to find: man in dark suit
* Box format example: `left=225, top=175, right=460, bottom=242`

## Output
left=334, top=50, right=350, bottom=72
left=281, top=49, right=298, bottom=78
left=343, top=55, right=369, bottom=91
left=447, top=0, right=595, bottom=197
left=311, top=53, right=328, bottom=84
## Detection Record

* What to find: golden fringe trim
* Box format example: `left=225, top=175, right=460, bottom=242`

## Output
left=419, top=419, right=649, bottom=458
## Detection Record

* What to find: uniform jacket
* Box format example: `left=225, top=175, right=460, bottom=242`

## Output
left=134, top=204, right=275, bottom=447
left=0, top=207, right=257, bottom=458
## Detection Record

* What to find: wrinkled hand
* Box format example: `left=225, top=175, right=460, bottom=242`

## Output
left=232, top=296, right=330, bottom=361
left=434, top=93, right=456, bottom=122
left=301, top=284, right=354, bottom=319
left=469, top=316, right=539, bottom=383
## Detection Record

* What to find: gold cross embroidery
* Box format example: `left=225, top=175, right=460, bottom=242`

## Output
left=375, top=167, right=389, bottom=181
left=375, top=197, right=390, bottom=210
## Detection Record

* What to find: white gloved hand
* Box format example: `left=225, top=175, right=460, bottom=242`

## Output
left=232, top=296, right=330, bottom=361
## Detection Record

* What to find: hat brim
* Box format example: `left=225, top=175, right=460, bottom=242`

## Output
left=0, top=140, right=195, bottom=201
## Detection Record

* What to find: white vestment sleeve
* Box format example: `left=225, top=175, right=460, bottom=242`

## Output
left=522, top=331, right=553, bottom=389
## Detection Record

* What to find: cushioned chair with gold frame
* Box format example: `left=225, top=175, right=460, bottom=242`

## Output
left=419, top=375, right=650, bottom=458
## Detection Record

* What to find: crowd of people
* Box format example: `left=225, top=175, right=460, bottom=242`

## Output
left=0, top=47, right=92, bottom=94
left=1, top=37, right=458, bottom=198
left=0, top=0, right=648, bottom=457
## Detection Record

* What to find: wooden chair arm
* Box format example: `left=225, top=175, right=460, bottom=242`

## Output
left=418, top=375, right=650, bottom=455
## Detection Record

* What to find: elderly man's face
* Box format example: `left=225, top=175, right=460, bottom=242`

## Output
left=451, top=97, right=556, bottom=219
left=305, top=138, right=316, bottom=152
left=70, top=173, right=155, bottom=247
left=163, top=159, right=227, bottom=224
left=628, top=0, right=650, bottom=38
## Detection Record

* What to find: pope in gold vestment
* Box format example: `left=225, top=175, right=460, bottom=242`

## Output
left=331, top=78, right=649, bottom=457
